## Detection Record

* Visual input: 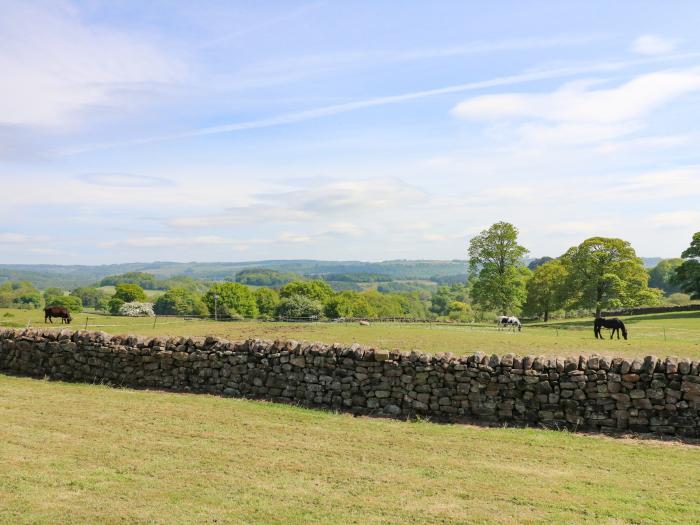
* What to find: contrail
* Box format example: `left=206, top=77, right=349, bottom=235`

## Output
left=60, top=52, right=700, bottom=155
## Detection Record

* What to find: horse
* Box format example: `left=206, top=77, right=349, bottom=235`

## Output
left=496, top=315, right=521, bottom=332
left=594, top=317, right=627, bottom=340
left=44, top=306, right=72, bottom=324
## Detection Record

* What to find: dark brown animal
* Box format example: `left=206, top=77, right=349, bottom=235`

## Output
left=44, top=306, right=72, bottom=324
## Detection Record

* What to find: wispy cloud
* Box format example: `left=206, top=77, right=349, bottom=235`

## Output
left=198, top=1, right=327, bottom=49
left=61, top=53, right=700, bottom=155
left=631, top=35, right=678, bottom=56
left=0, top=2, right=185, bottom=128
left=452, top=68, right=700, bottom=145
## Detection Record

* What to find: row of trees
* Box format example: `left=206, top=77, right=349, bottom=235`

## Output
left=468, top=222, right=700, bottom=321
left=196, top=280, right=427, bottom=320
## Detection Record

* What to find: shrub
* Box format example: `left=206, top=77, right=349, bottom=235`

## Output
left=275, top=294, right=323, bottom=319
left=45, top=294, right=83, bottom=313
left=108, top=297, right=125, bottom=315
left=118, top=302, right=155, bottom=317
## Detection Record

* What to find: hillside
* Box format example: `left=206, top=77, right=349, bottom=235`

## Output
left=0, top=257, right=663, bottom=290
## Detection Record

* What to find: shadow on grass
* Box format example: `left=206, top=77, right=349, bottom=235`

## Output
left=3, top=372, right=699, bottom=447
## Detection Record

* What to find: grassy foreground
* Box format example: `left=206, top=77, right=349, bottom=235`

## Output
left=2, top=307, right=700, bottom=360
left=1, top=375, right=699, bottom=524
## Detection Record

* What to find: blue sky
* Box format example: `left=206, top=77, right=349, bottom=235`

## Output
left=1, top=0, right=700, bottom=264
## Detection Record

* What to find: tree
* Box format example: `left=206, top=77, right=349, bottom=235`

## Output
left=468, top=222, right=530, bottom=314
left=254, top=287, right=280, bottom=317
left=560, top=237, right=660, bottom=317
left=648, top=259, right=683, bottom=294
left=430, top=284, right=469, bottom=316
left=100, top=272, right=161, bottom=290
left=672, top=232, right=700, bottom=299
left=203, top=282, right=258, bottom=318
left=279, top=280, right=334, bottom=303
left=43, top=288, right=65, bottom=303
left=108, top=297, right=125, bottom=315
left=154, top=288, right=208, bottom=316
left=45, top=294, right=83, bottom=313
left=114, top=284, right=147, bottom=303
left=0, top=281, right=41, bottom=309
left=275, top=294, right=323, bottom=319
left=71, top=287, right=109, bottom=310
left=324, top=291, right=376, bottom=318
left=447, top=301, right=473, bottom=322
left=523, top=259, right=567, bottom=321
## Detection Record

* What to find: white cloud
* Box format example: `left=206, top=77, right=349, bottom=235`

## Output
left=631, top=35, right=677, bottom=56
left=0, top=2, right=185, bottom=127
left=169, top=178, right=427, bottom=228
left=452, top=69, right=700, bottom=145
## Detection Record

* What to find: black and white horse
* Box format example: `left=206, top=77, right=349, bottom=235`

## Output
left=496, top=315, right=521, bottom=332
left=594, top=317, right=627, bottom=340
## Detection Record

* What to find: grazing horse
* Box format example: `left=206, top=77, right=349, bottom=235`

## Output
left=594, top=317, right=627, bottom=340
left=44, top=306, right=72, bottom=324
left=496, top=315, right=522, bottom=332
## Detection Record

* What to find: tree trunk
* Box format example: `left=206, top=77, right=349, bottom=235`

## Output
left=595, top=305, right=601, bottom=318
left=544, top=308, right=549, bottom=322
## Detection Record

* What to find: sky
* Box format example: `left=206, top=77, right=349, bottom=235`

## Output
left=1, top=0, right=700, bottom=264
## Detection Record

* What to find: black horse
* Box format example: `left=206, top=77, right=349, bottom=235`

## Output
left=594, top=317, right=627, bottom=340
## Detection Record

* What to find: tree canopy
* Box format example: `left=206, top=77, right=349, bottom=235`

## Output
left=154, top=288, right=208, bottom=316
left=279, top=280, right=334, bottom=303
left=523, top=259, right=567, bottom=321
left=672, top=232, right=700, bottom=299
left=468, top=222, right=530, bottom=314
left=203, top=282, right=258, bottom=318
left=560, top=237, right=661, bottom=316
left=114, top=284, right=148, bottom=303
left=648, top=258, right=683, bottom=294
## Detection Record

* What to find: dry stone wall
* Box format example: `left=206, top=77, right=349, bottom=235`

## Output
left=2, top=327, right=700, bottom=437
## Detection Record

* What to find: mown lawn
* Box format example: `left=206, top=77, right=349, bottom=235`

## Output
left=0, top=375, right=698, bottom=524
left=1, top=308, right=700, bottom=360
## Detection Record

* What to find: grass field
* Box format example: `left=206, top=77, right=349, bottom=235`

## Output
left=1, top=375, right=699, bottom=524
left=2, top=307, right=699, bottom=360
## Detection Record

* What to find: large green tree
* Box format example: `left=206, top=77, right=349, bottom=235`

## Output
left=254, top=287, right=280, bottom=317
left=672, top=232, right=700, bottom=299
left=468, top=222, right=530, bottom=314
left=114, top=283, right=147, bottom=303
left=153, top=288, right=208, bottom=316
left=560, top=237, right=661, bottom=317
left=523, top=259, right=567, bottom=321
left=203, top=282, right=258, bottom=318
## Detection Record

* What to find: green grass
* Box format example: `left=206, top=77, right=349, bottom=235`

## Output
left=1, top=375, right=699, bottom=524
left=2, top=307, right=700, bottom=360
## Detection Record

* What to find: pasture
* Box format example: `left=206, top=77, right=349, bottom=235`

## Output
left=1, top=375, right=699, bottom=524
left=1, top=307, right=699, bottom=360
